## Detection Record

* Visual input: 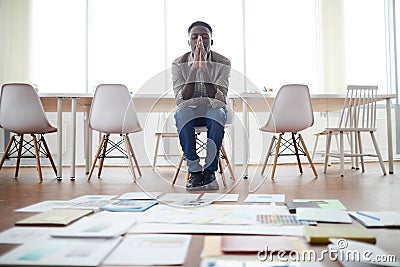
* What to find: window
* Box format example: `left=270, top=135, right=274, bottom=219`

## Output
left=245, top=0, right=318, bottom=93
left=89, top=0, right=164, bottom=93
left=31, top=0, right=86, bottom=93
left=343, top=0, right=387, bottom=92
left=165, top=0, right=244, bottom=95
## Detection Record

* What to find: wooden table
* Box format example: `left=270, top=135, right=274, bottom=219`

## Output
left=38, top=92, right=396, bottom=179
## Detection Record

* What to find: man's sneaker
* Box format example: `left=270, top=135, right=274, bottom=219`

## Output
left=186, top=171, right=203, bottom=191
left=202, top=170, right=219, bottom=190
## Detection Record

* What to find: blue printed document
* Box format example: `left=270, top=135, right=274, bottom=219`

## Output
left=100, top=200, right=158, bottom=212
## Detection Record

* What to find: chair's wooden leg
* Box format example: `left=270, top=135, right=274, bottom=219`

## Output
left=299, top=134, right=318, bottom=178
left=172, top=154, right=185, bottom=185
left=97, top=134, right=109, bottom=178
left=271, top=134, right=282, bottom=180
left=0, top=135, right=15, bottom=169
left=32, top=134, right=43, bottom=182
left=292, top=132, right=303, bottom=174
left=324, top=131, right=332, bottom=174
left=41, top=135, right=57, bottom=176
left=153, top=133, right=161, bottom=171
left=220, top=144, right=235, bottom=181
left=357, top=131, right=365, bottom=172
left=15, top=134, right=24, bottom=178
left=261, top=135, right=276, bottom=176
left=87, top=135, right=105, bottom=181
left=126, top=135, right=142, bottom=177
left=370, top=131, right=386, bottom=175
left=218, top=157, right=227, bottom=187
left=123, top=135, right=137, bottom=182
left=350, top=131, right=356, bottom=169
left=339, top=131, right=344, bottom=177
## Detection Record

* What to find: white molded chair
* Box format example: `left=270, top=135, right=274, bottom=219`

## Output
left=324, top=85, right=386, bottom=177
left=260, top=84, right=318, bottom=179
left=171, top=99, right=236, bottom=187
left=0, top=83, right=57, bottom=182
left=87, top=84, right=142, bottom=181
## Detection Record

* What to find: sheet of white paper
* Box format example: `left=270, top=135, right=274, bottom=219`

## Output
left=129, top=223, right=304, bottom=236
left=244, top=194, right=285, bottom=203
left=89, top=211, right=143, bottom=221
left=70, top=195, right=117, bottom=202
left=297, top=208, right=352, bottom=223
left=15, top=200, right=76, bottom=212
left=200, top=193, right=239, bottom=202
left=117, top=192, right=162, bottom=200
left=51, top=216, right=136, bottom=238
left=66, top=200, right=112, bottom=210
left=329, top=239, right=400, bottom=267
left=103, top=234, right=191, bottom=265
left=141, top=204, right=272, bottom=225
left=0, top=227, right=62, bottom=244
left=159, top=193, right=200, bottom=202
left=0, top=237, right=121, bottom=266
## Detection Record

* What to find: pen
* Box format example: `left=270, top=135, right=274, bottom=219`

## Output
left=356, top=211, right=380, bottom=221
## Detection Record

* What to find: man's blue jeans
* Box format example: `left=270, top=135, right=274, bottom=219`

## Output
left=174, top=106, right=227, bottom=173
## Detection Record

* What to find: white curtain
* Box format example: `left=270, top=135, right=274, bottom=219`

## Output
left=0, top=0, right=32, bottom=85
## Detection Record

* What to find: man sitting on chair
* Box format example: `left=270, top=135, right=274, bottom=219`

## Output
left=172, top=21, right=231, bottom=191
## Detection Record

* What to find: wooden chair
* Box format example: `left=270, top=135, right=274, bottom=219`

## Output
left=260, top=84, right=318, bottom=179
left=87, top=84, right=142, bottom=181
left=171, top=99, right=236, bottom=187
left=324, top=85, right=386, bottom=177
left=0, top=83, right=57, bottom=182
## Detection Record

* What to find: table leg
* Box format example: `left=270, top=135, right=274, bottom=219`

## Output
left=70, top=98, right=77, bottom=180
left=57, top=98, right=63, bottom=180
left=242, top=99, right=249, bottom=179
left=386, top=98, right=394, bottom=174
left=84, top=105, right=92, bottom=175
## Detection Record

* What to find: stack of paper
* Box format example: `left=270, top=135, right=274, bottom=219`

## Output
left=349, top=211, right=400, bottom=228
left=296, top=208, right=352, bottom=223
left=304, top=225, right=376, bottom=244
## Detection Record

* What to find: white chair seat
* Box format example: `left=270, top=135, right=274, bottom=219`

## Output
left=88, top=84, right=142, bottom=181
left=0, top=83, right=57, bottom=182
left=260, top=84, right=318, bottom=180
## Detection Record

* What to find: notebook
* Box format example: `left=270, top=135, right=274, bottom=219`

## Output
left=304, top=225, right=376, bottom=244
left=349, top=211, right=400, bottom=228
left=15, top=209, right=93, bottom=227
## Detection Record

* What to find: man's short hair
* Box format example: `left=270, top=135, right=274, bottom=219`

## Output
left=188, top=21, right=213, bottom=35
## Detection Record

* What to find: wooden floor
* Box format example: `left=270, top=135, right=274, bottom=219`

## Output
left=0, top=162, right=399, bottom=266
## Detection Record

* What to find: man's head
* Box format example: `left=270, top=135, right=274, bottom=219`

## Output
left=188, top=21, right=213, bottom=54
